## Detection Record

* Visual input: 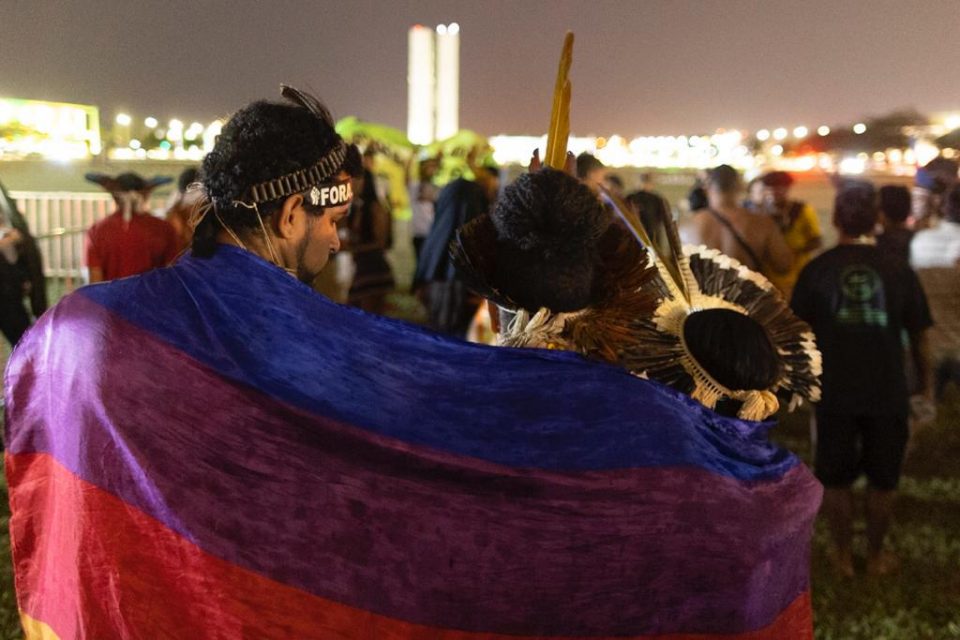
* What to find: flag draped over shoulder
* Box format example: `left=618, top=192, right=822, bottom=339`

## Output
left=5, top=245, right=821, bottom=639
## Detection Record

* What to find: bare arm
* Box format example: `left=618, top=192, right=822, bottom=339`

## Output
left=764, top=219, right=794, bottom=274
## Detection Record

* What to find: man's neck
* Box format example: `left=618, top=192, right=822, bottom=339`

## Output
left=215, top=229, right=278, bottom=265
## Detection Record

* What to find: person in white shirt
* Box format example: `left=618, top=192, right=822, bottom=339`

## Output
left=911, top=184, right=960, bottom=269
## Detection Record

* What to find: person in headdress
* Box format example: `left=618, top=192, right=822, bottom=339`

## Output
left=7, top=86, right=822, bottom=639
left=452, top=163, right=821, bottom=421
left=84, top=171, right=179, bottom=282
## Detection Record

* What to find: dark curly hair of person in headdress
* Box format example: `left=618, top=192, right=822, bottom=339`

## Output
left=489, top=168, right=612, bottom=312
left=194, top=100, right=362, bottom=258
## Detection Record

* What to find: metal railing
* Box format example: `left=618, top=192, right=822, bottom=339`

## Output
left=10, top=191, right=168, bottom=279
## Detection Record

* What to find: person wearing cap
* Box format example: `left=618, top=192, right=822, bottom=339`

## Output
left=759, top=170, right=822, bottom=298
left=84, top=172, right=180, bottom=282
left=791, top=181, right=933, bottom=578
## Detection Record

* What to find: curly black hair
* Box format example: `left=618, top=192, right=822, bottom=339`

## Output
left=490, top=168, right=611, bottom=311
left=193, top=99, right=361, bottom=257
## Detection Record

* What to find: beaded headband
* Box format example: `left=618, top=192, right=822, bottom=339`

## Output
left=239, top=84, right=352, bottom=206
left=242, top=140, right=348, bottom=205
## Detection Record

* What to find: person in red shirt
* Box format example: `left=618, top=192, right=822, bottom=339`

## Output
left=84, top=172, right=179, bottom=282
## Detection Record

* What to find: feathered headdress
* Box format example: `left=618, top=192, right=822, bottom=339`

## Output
left=451, top=33, right=820, bottom=420
left=452, top=181, right=821, bottom=420
left=85, top=172, right=172, bottom=223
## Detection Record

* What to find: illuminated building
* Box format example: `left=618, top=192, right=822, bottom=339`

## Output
left=407, top=25, right=436, bottom=145
left=0, top=98, right=101, bottom=160
left=406, top=23, right=460, bottom=145
left=435, top=23, right=460, bottom=140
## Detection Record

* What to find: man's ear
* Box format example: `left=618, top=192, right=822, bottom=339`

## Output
left=276, top=194, right=304, bottom=239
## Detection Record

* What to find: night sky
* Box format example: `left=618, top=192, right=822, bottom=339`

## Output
left=3, top=0, right=958, bottom=136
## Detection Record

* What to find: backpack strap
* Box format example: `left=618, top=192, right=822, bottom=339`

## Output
left=706, top=208, right=763, bottom=271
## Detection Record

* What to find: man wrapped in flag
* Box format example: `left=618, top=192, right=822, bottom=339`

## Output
left=5, top=85, right=821, bottom=639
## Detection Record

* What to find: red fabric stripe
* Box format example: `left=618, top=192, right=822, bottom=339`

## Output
left=8, top=452, right=813, bottom=639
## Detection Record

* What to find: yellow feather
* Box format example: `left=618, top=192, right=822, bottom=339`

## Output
left=544, top=32, right=574, bottom=169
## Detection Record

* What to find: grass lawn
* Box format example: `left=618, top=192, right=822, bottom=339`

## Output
left=0, top=292, right=958, bottom=638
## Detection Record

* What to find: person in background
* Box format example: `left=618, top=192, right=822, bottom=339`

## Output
left=84, top=172, right=179, bottom=283
left=602, top=173, right=625, bottom=199
left=409, top=156, right=440, bottom=263
left=413, top=163, right=499, bottom=338
left=165, top=166, right=201, bottom=253
left=910, top=184, right=960, bottom=404
left=911, top=156, right=958, bottom=229
left=685, top=171, right=708, bottom=213
left=744, top=176, right=765, bottom=212
left=638, top=171, right=656, bottom=193
left=792, top=181, right=932, bottom=578
left=760, top=170, right=822, bottom=298
left=347, top=166, right=395, bottom=314
left=575, top=152, right=607, bottom=192
left=0, top=181, right=47, bottom=347
left=911, top=183, right=960, bottom=269
left=876, top=185, right=913, bottom=264
left=679, top=164, right=792, bottom=282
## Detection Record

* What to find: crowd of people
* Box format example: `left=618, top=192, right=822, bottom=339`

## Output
left=2, top=84, right=960, bottom=637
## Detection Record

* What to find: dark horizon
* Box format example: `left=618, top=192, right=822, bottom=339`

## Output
left=3, top=0, right=959, bottom=136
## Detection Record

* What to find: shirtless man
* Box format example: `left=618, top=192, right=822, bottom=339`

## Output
left=679, top=164, right=792, bottom=281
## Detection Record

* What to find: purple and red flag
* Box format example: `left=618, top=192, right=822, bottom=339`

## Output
left=5, top=246, right=821, bottom=639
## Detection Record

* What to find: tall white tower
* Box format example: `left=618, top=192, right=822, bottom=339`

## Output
left=407, top=25, right=436, bottom=145
left=407, top=23, right=460, bottom=145
left=434, top=22, right=460, bottom=141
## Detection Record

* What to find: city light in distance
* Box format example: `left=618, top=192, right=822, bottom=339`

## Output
left=773, top=128, right=788, bottom=140
left=771, top=144, right=784, bottom=156
left=436, top=24, right=446, bottom=34
left=756, top=129, right=770, bottom=141
left=144, top=116, right=158, bottom=128
left=853, top=123, right=867, bottom=134
left=129, top=139, right=141, bottom=150
left=448, top=22, right=460, bottom=34
left=793, top=126, right=808, bottom=138
left=115, top=113, right=131, bottom=126
left=817, top=125, right=831, bottom=136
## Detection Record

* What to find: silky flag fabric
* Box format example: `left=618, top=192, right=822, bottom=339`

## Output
left=5, top=245, right=822, bottom=639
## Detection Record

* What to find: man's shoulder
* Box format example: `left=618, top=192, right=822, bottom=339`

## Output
left=136, top=213, right=175, bottom=230
left=803, top=245, right=847, bottom=269
left=88, top=212, right=122, bottom=233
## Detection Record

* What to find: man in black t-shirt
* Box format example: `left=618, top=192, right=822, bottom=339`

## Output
left=791, top=181, right=932, bottom=578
